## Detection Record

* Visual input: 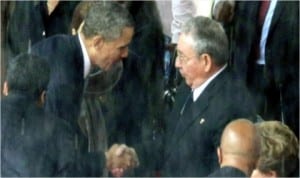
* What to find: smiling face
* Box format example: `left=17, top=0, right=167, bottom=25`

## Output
left=90, top=27, right=134, bottom=71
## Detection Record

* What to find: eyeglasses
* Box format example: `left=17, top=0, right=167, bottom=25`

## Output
left=176, top=50, right=199, bottom=64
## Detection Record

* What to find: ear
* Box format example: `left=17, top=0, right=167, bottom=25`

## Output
left=3, top=81, right=8, bottom=96
left=92, top=35, right=104, bottom=49
left=40, top=90, right=47, bottom=105
left=217, top=147, right=222, bottom=165
left=201, top=53, right=212, bottom=72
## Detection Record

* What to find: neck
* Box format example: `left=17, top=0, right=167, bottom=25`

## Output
left=221, top=156, right=253, bottom=176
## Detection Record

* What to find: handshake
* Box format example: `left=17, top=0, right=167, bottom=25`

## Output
left=105, top=144, right=139, bottom=177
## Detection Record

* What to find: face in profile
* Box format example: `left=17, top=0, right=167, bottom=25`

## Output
left=175, top=34, right=206, bottom=89
left=92, top=27, right=134, bottom=71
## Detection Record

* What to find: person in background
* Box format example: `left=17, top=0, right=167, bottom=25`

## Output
left=171, top=0, right=214, bottom=43
left=1, top=53, right=68, bottom=176
left=213, top=1, right=299, bottom=138
left=30, top=2, right=136, bottom=176
left=7, top=0, right=79, bottom=57
left=162, top=16, right=256, bottom=177
left=208, top=119, right=260, bottom=177
left=251, top=121, right=299, bottom=178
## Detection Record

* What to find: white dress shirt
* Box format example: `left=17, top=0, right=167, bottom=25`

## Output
left=257, top=0, right=278, bottom=65
left=78, top=34, right=91, bottom=78
left=193, top=64, right=227, bottom=101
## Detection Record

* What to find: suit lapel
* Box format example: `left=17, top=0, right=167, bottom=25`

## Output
left=268, top=2, right=284, bottom=36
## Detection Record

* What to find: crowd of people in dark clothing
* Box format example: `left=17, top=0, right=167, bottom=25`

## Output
left=1, top=1, right=299, bottom=177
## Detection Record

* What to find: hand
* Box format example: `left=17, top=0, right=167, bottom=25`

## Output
left=105, top=144, right=139, bottom=177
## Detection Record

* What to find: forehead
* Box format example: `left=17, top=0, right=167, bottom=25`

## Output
left=177, top=33, right=196, bottom=54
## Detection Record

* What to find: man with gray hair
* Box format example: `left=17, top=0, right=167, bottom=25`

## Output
left=162, top=16, right=256, bottom=176
left=31, top=1, right=135, bottom=176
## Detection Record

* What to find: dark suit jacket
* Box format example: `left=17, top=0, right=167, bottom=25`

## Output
left=163, top=67, right=256, bottom=177
left=32, top=34, right=84, bottom=129
left=231, top=1, right=299, bottom=137
left=208, top=166, right=247, bottom=177
left=31, top=35, right=105, bottom=176
left=1, top=93, right=75, bottom=176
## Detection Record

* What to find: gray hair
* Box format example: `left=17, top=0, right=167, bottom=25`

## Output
left=82, top=1, right=134, bottom=41
left=181, top=16, right=229, bottom=66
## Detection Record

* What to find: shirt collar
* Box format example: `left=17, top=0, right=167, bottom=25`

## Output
left=78, top=34, right=91, bottom=78
left=193, top=64, right=227, bottom=101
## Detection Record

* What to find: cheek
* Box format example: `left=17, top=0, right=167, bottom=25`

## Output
left=107, top=49, right=122, bottom=60
left=183, top=65, right=198, bottom=81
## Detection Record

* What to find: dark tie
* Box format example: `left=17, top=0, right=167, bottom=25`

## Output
left=180, top=91, right=193, bottom=115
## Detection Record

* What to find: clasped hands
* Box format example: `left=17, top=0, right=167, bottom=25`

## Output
left=105, top=144, right=139, bottom=177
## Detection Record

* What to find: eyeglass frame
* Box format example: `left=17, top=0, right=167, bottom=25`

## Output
left=175, top=49, right=202, bottom=64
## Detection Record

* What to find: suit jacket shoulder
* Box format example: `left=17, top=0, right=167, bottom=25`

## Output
left=31, top=35, right=84, bottom=127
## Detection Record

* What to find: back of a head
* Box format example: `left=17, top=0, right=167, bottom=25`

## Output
left=82, top=1, right=134, bottom=41
left=220, top=119, right=260, bottom=175
left=6, top=53, right=50, bottom=99
left=181, top=16, right=229, bottom=66
left=256, top=121, right=299, bottom=177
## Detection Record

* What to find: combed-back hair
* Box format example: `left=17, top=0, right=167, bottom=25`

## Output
left=256, top=121, right=299, bottom=177
left=6, top=53, right=50, bottom=99
left=181, top=16, right=229, bottom=66
left=82, top=1, right=134, bottom=41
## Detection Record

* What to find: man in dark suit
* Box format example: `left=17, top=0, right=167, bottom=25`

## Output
left=213, top=1, right=299, bottom=138
left=162, top=16, right=256, bottom=177
left=208, top=119, right=260, bottom=177
left=30, top=2, right=136, bottom=176
left=1, top=53, right=74, bottom=176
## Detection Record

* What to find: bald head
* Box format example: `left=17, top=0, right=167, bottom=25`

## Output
left=218, top=119, right=260, bottom=176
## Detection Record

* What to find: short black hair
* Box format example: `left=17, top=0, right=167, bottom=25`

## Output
left=6, top=53, right=50, bottom=98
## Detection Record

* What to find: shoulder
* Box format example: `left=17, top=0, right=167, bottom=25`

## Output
left=34, top=34, right=75, bottom=46
left=31, top=35, right=82, bottom=68
left=32, top=34, right=77, bottom=55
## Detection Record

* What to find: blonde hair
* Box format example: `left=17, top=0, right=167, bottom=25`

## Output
left=256, top=121, right=299, bottom=177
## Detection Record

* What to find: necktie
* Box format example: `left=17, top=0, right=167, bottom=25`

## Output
left=180, top=92, right=193, bottom=115
left=259, top=1, right=271, bottom=26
